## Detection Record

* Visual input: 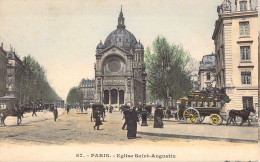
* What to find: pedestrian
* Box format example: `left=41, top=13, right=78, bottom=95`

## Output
left=178, top=101, right=186, bottom=120
left=53, top=106, right=58, bottom=122
left=103, top=106, right=106, bottom=117
left=154, top=106, right=163, bottom=128
left=122, top=106, right=129, bottom=130
left=166, top=108, right=171, bottom=119
left=93, top=110, right=102, bottom=130
left=163, top=108, right=166, bottom=118
left=127, top=107, right=139, bottom=139
left=106, top=106, right=108, bottom=112
left=66, top=105, right=70, bottom=114
left=32, top=101, right=37, bottom=117
left=80, top=105, right=83, bottom=113
left=109, top=105, right=112, bottom=113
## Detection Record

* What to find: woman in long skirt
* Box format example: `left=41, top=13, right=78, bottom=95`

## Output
left=154, top=107, right=163, bottom=128
left=127, top=107, right=139, bottom=139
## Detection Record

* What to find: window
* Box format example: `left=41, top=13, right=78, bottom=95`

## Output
left=240, top=46, right=251, bottom=61
left=239, top=22, right=250, bottom=36
left=206, top=73, right=211, bottom=80
left=242, top=97, right=253, bottom=109
left=240, top=1, right=247, bottom=11
left=241, top=71, right=251, bottom=84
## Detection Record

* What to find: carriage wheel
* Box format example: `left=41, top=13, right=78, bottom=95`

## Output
left=199, top=116, right=205, bottom=123
left=183, top=108, right=200, bottom=124
left=210, top=114, right=221, bottom=125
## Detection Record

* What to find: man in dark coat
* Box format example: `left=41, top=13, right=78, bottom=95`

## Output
left=154, top=106, right=164, bottom=128
left=93, top=110, right=102, bottom=130
left=178, top=101, right=186, bottom=120
left=66, top=105, right=70, bottom=114
left=127, top=107, right=139, bottom=139
left=109, top=105, right=113, bottom=113
left=102, top=106, right=106, bottom=117
left=53, top=106, right=58, bottom=122
left=122, top=107, right=129, bottom=130
left=32, top=101, right=37, bottom=117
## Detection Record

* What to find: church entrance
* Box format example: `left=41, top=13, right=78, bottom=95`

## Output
left=104, top=90, right=109, bottom=104
left=119, top=90, right=124, bottom=104
left=103, top=89, right=125, bottom=105
left=111, top=89, right=118, bottom=104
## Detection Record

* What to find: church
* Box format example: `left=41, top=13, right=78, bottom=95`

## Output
left=94, top=8, right=146, bottom=107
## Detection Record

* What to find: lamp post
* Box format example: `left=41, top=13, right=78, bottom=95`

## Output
left=141, top=71, right=147, bottom=105
left=141, top=69, right=148, bottom=126
left=141, top=108, right=148, bottom=126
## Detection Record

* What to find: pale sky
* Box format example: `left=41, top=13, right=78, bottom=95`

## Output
left=0, top=0, right=225, bottom=100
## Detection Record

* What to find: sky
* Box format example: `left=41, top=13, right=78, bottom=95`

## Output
left=0, top=0, right=227, bottom=100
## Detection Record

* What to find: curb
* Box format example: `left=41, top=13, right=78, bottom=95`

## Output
left=137, top=131, right=258, bottom=143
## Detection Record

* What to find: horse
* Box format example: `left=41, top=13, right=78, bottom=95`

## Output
left=226, top=106, right=256, bottom=126
left=0, top=106, right=25, bottom=126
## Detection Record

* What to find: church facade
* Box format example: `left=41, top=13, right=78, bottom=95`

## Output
left=94, top=8, right=146, bottom=107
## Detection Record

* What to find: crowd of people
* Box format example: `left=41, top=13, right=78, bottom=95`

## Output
left=4, top=100, right=174, bottom=139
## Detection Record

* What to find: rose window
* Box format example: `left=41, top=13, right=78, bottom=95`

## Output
left=108, top=59, right=121, bottom=72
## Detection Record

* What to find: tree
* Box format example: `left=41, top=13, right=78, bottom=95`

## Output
left=17, top=55, right=59, bottom=104
left=145, top=36, right=192, bottom=106
left=66, top=87, right=82, bottom=106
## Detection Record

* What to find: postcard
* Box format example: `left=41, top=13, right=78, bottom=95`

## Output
left=0, top=0, right=259, bottom=161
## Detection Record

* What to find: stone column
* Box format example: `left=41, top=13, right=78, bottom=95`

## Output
left=117, top=89, right=120, bottom=107
left=109, top=90, right=111, bottom=105
left=100, top=77, right=103, bottom=104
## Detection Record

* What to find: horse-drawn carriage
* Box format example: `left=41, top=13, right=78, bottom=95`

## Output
left=0, top=96, right=24, bottom=126
left=178, top=88, right=230, bottom=125
left=91, top=104, right=105, bottom=122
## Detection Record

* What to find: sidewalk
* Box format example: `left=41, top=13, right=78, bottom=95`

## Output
left=137, top=120, right=258, bottom=143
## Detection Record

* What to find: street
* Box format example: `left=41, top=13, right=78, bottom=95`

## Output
left=0, top=109, right=259, bottom=161
left=0, top=108, right=258, bottom=144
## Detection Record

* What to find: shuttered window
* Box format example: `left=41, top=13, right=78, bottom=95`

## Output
left=239, top=22, right=250, bottom=36
left=240, top=46, right=251, bottom=61
left=241, top=71, right=251, bottom=84
left=242, top=97, right=253, bottom=109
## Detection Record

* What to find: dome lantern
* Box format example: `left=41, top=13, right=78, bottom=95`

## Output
left=117, top=5, right=125, bottom=29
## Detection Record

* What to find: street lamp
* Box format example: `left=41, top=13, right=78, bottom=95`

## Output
left=141, top=71, right=147, bottom=105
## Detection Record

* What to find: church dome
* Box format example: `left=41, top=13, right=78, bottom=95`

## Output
left=104, top=8, right=137, bottom=51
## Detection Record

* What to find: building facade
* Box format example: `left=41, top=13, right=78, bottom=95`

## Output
left=94, top=8, right=146, bottom=107
left=198, top=54, right=216, bottom=91
left=190, top=70, right=199, bottom=92
left=212, top=0, right=258, bottom=114
left=0, top=43, right=7, bottom=97
left=6, top=46, right=24, bottom=98
left=78, top=79, right=95, bottom=106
